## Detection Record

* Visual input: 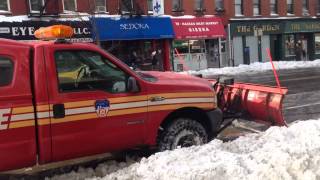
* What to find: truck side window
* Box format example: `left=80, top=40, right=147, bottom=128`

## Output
left=54, top=50, right=130, bottom=93
left=0, top=57, right=13, bottom=86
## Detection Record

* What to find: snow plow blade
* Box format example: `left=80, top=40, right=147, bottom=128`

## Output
left=209, top=80, right=288, bottom=126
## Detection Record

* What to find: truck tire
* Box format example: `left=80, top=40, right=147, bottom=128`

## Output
left=158, top=118, right=208, bottom=151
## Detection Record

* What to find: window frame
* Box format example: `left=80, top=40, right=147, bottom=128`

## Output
left=0, top=0, right=10, bottom=13
left=287, top=0, right=294, bottom=15
left=0, top=56, right=14, bottom=87
left=253, top=0, right=261, bottom=16
left=270, top=0, right=278, bottom=15
left=121, top=0, right=134, bottom=14
left=172, top=0, right=183, bottom=12
left=318, top=0, right=320, bottom=15
left=302, top=0, right=309, bottom=15
left=147, top=0, right=153, bottom=14
left=194, top=0, right=204, bottom=11
left=95, top=0, right=107, bottom=13
left=63, top=0, right=77, bottom=13
left=234, top=0, right=244, bottom=16
left=29, top=0, right=45, bottom=13
left=54, top=50, right=131, bottom=94
left=215, top=0, right=224, bottom=9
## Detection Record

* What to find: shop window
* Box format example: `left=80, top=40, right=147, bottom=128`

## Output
left=147, top=0, right=153, bottom=14
left=190, top=40, right=205, bottom=53
left=63, top=0, right=77, bottom=12
left=287, top=0, right=294, bottom=15
left=173, top=40, right=206, bottom=54
left=315, top=34, right=320, bottom=54
left=302, top=0, right=309, bottom=15
left=235, top=0, right=243, bottom=16
left=95, top=0, right=107, bottom=13
left=194, top=0, right=204, bottom=11
left=29, top=0, right=44, bottom=13
left=173, top=40, right=189, bottom=54
left=0, top=57, right=13, bottom=86
left=172, top=0, right=183, bottom=12
left=0, top=0, right=9, bottom=12
left=54, top=50, right=129, bottom=93
left=253, top=0, right=261, bottom=16
left=285, top=34, right=295, bottom=57
left=270, top=0, right=278, bottom=15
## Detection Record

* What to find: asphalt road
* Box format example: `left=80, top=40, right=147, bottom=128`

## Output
left=212, top=67, right=320, bottom=124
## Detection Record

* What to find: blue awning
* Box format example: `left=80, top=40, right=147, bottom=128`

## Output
left=93, top=16, right=174, bottom=41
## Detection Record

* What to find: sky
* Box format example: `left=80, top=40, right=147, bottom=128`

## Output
left=49, top=60, right=320, bottom=180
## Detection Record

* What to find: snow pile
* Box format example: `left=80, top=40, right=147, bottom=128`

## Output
left=188, top=60, right=320, bottom=77
left=49, top=119, right=320, bottom=180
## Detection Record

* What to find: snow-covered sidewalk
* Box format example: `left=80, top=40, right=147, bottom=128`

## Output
left=187, top=60, right=320, bottom=77
left=49, top=119, right=320, bottom=180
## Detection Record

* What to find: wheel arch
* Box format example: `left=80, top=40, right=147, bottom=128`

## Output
left=156, top=107, right=216, bottom=143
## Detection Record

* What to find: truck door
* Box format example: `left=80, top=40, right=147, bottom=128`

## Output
left=0, top=43, right=37, bottom=171
left=44, top=45, right=148, bottom=162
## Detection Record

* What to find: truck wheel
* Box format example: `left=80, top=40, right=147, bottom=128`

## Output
left=158, top=118, right=208, bottom=151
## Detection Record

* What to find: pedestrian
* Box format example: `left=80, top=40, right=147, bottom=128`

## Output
left=152, top=49, right=163, bottom=71
left=295, top=42, right=302, bottom=61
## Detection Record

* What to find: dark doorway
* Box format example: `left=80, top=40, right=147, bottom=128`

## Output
left=270, top=35, right=281, bottom=61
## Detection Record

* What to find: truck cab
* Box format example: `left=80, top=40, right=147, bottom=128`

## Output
left=0, top=25, right=222, bottom=172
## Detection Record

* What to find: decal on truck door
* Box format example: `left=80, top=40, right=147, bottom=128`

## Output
left=95, top=100, right=110, bottom=117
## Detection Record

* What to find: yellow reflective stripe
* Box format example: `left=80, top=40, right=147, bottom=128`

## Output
left=12, top=106, right=34, bottom=114
left=51, top=113, right=97, bottom=124
left=109, top=95, right=148, bottom=104
left=38, top=118, right=50, bottom=126
left=64, top=100, right=95, bottom=109
left=9, top=120, right=35, bottom=129
left=108, top=107, right=148, bottom=116
left=37, top=105, right=51, bottom=112
left=152, top=92, right=214, bottom=99
left=149, top=103, right=215, bottom=112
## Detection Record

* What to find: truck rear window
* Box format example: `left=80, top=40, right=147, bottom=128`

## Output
left=0, top=57, right=13, bottom=86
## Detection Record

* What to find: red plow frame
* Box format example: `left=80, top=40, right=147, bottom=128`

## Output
left=209, top=80, right=288, bottom=126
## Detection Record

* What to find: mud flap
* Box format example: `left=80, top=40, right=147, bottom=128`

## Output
left=210, top=80, right=288, bottom=126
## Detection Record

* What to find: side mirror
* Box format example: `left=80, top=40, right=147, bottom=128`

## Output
left=127, top=76, right=140, bottom=93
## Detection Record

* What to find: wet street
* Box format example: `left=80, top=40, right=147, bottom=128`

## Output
left=224, top=67, right=320, bottom=124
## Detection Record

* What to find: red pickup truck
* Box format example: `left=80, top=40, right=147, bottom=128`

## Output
left=0, top=32, right=225, bottom=172
left=0, top=25, right=287, bottom=173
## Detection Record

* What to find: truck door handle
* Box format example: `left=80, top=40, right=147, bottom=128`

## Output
left=149, top=96, right=166, bottom=102
left=53, top=104, right=65, bottom=119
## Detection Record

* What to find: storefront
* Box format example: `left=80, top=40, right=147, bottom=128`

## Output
left=171, top=17, right=226, bottom=71
left=94, top=16, right=174, bottom=71
left=230, top=20, right=283, bottom=65
left=0, top=20, right=93, bottom=42
left=229, top=19, right=320, bottom=65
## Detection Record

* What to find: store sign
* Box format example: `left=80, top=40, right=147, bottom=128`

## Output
left=120, top=23, right=150, bottom=30
left=285, top=21, right=320, bottom=33
left=0, top=21, right=93, bottom=42
left=94, top=17, right=174, bottom=40
left=231, top=22, right=283, bottom=36
left=171, top=17, right=225, bottom=39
